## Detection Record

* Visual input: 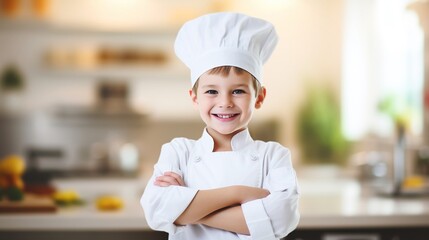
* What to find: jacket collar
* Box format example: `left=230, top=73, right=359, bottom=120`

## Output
left=197, top=128, right=254, bottom=152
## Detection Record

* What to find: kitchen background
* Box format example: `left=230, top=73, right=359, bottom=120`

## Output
left=0, top=0, right=429, bottom=240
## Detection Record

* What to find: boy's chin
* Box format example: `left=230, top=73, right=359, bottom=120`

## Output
left=208, top=126, right=246, bottom=136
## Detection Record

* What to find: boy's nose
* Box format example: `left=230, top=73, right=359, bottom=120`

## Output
left=219, top=94, right=233, bottom=108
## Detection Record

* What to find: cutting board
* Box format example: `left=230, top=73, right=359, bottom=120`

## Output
left=0, top=194, right=57, bottom=213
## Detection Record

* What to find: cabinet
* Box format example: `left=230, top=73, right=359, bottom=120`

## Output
left=286, top=227, right=429, bottom=240
left=3, top=227, right=428, bottom=240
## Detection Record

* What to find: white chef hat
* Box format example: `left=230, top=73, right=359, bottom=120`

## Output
left=174, top=12, right=278, bottom=87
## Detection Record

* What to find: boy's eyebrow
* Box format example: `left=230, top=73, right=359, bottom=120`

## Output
left=233, top=84, right=250, bottom=88
left=200, top=84, right=250, bottom=88
left=200, top=84, right=218, bottom=88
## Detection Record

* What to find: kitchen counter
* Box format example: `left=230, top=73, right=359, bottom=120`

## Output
left=0, top=178, right=148, bottom=231
left=1, top=177, right=429, bottom=231
left=1, top=199, right=148, bottom=231
left=298, top=178, right=429, bottom=229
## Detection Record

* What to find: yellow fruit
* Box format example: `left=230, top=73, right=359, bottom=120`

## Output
left=53, top=190, right=80, bottom=203
left=96, top=196, right=123, bottom=211
left=0, top=155, right=26, bottom=176
left=403, top=176, right=425, bottom=189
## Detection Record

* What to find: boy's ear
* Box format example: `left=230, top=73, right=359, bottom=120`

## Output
left=189, top=89, right=198, bottom=107
left=255, top=87, right=266, bottom=109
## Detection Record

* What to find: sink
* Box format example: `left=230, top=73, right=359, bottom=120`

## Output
left=375, top=183, right=429, bottom=198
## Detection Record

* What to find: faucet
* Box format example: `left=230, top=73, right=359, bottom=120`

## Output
left=392, top=125, right=406, bottom=196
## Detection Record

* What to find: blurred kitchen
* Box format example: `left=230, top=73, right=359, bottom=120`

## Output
left=0, top=0, right=428, bottom=239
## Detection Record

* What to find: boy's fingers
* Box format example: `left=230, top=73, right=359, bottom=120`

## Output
left=164, top=172, right=185, bottom=186
left=154, top=180, right=174, bottom=187
left=156, top=175, right=180, bottom=186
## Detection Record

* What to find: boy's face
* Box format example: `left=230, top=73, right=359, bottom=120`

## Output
left=189, top=70, right=266, bottom=138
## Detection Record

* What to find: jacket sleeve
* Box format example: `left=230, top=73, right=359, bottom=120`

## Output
left=140, top=142, right=198, bottom=235
left=241, top=144, right=300, bottom=240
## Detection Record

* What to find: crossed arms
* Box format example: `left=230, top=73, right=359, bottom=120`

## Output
left=155, top=171, right=270, bottom=235
left=141, top=141, right=300, bottom=238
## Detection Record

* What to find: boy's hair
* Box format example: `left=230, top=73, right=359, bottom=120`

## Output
left=192, top=66, right=261, bottom=97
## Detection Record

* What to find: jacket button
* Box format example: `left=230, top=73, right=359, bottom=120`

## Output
left=250, top=155, right=258, bottom=161
left=194, top=156, right=202, bottom=162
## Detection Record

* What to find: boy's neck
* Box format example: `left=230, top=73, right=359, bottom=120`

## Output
left=213, top=136, right=232, bottom=152
left=207, top=128, right=245, bottom=152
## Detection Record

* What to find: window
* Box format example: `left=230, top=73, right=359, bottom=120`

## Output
left=342, top=0, right=423, bottom=140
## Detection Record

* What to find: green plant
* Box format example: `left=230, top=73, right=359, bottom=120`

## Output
left=378, top=94, right=413, bottom=132
left=0, top=65, right=24, bottom=91
left=297, top=85, right=349, bottom=165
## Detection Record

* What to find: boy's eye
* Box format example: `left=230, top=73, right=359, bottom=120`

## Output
left=232, top=89, right=245, bottom=94
left=205, top=90, right=218, bottom=94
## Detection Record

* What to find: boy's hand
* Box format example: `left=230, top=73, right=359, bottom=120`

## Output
left=154, top=171, right=185, bottom=187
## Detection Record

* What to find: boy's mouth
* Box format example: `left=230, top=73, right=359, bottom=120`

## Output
left=212, top=113, right=239, bottom=119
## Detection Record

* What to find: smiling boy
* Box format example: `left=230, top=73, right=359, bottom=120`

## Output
left=191, top=66, right=265, bottom=152
left=141, top=12, right=300, bottom=240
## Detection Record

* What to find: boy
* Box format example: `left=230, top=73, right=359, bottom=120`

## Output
left=141, top=12, right=300, bottom=240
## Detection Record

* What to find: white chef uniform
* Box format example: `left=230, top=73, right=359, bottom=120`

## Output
left=141, top=128, right=300, bottom=240
left=142, top=12, right=299, bottom=240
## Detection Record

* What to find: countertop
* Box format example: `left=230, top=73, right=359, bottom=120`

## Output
left=1, top=177, right=429, bottom=231
left=1, top=178, right=148, bottom=231
left=297, top=178, right=429, bottom=229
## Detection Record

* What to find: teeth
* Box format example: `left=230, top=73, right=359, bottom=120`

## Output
left=216, top=114, right=235, bottom=119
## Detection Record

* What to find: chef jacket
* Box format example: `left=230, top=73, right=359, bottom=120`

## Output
left=141, top=128, right=300, bottom=240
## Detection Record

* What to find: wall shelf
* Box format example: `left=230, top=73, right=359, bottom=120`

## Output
left=0, top=18, right=179, bottom=37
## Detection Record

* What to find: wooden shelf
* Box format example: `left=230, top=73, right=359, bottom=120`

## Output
left=0, top=18, right=178, bottom=37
